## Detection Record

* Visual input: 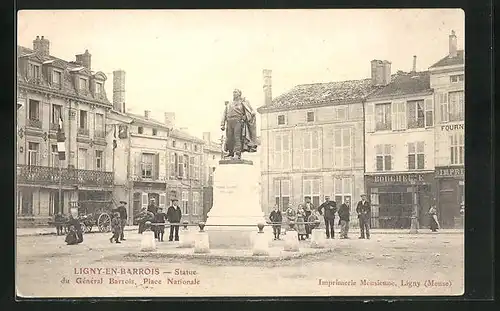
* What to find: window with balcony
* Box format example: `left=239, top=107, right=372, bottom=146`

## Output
left=334, top=128, right=351, bottom=168
left=79, top=110, right=88, bottom=136
left=51, top=145, right=59, bottom=167
left=274, top=179, right=290, bottom=212
left=450, top=74, right=464, bottom=83
left=27, top=142, right=39, bottom=166
left=51, top=104, right=62, bottom=131
left=407, top=100, right=425, bottom=129
left=28, top=99, right=41, bottom=128
left=141, top=153, right=154, bottom=178
left=450, top=132, right=464, bottom=165
left=408, top=142, right=425, bottom=170
left=375, top=144, right=392, bottom=171
left=306, top=111, right=315, bottom=122
left=28, top=63, right=40, bottom=82
left=78, top=148, right=87, bottom=170
left=277, top=115, right=286, bottom=125
left=95, top=150, right=103, bottom=171
left=52, top=70, right=62, bottom=86
left=138, top=126, right=144, bottom=134
left=95, top=113, right=104, bottom=138
left=303, top=178, right=321, bottom=207
left=375, top=103, right=392, bottom=131
left=152, top=128, right=158, bottom=136
left=334, top=176, right=352, bottom=205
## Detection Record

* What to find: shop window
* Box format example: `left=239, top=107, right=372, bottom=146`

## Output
left=274, top=179, right=290, bottom=211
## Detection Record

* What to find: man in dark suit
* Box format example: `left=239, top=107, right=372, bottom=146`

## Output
left=356, top=194, right=371, bottom=239
left=269, top=204, right=283, bottom=240
left=318, top=196, right=337, bottom=239
left=338, top=197, right=351, bottom=239
left=117, top=201, right=128, bottom=241
left=167, top=199, right=182, bottom=241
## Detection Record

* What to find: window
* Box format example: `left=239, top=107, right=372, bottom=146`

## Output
left=335, top=106, right=347, bottom=121
left=274, top=179, right=291, bottom=211
left=172, top=140, right=176, bottom=148
left=28, top=99, right=40, bottom=120
left=439, top=93, right=449, bottom=123
left=79, top=78, right=88, bottom=90
left=375, top=103, right=391, bottom=131
left=194, top=156, right=200, bottom=179
left=152, top=128, right=157, bottom=136
left=141, top=153, right=154, bottom=178
left=95, top=150, right=103, bottom=170
left=193, top=192, right=200, bottom=215
left=407, top=100, right=425, bottom=129
left=303, top=130, right=320, bottom=169
left=448, top=91, right=464, bottom=122
left=334, top=128, right=351, bottom=168
left=138, top=127, right=144, bottom=134
left=178, top=154, right=184, bottom=178
left=212, top=155, right=215, bottom=160
left=181, top=191, right=189, bottom=215
left=51, top=145, right=59, bottom=167
left=183, top=154, right=189, bottom=178
left=52, top=71, right=61, bottom=85
left=277, top=115, right=286, bottom=125
left=52, top=104, right=62, bottom=125
left=408, top=142, right=425, bottom=170
left=450, top=74, right=464, bottom=83
left=27, top=142, right=39, bottom=166
left=29, top=63, right=40, bottom=81
left=184, top=143, right=188, bottom=150
left=425, top=99, right=434, bottom=127
left=79, top=110, right=88, bottom=129
left=273, top=132, right=291, bottom=169
left=78, top=148, right=87, bottom=170
left=95, top=82, right=103, bottom=94
left=170, top=153, right=177, bottom=178
left=333, top=177, right=352, bottom=205
left=375, top=144, right=392, bottom=171
left=306, top=111, right=315, bottom=122
left=450, top=132, right=464, bottom=165
left=303, top=178, right=320, bottom=207
left=194, top=145, right=198, bottom=152
left=95, top=113, right=104, bottom=137
left=189, top=156, right=195, bottom=179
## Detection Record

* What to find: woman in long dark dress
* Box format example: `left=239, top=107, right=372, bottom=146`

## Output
left=428, top=205, right=440, bottom=232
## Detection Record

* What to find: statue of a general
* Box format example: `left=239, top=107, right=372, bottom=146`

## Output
left=220, top=89, right=258, bottom=160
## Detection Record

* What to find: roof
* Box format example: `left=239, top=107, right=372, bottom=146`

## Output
left=257, top=78, right=379, bottom=113
left=429, top=50, right=465, bottom=68
left=170, top=129, right=205, bottom=144
left=17, top=46, right=111, bottom=106
left=367, top=71, right=431, bottom=100
left=126, top=112, right=171, bottom=129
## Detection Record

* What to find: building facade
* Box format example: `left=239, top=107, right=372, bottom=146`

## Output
left=201, top=132, right=223, bottom=220
left=16, top=36, right=115, bottom=227
left=257, top=70, right=374, bottom=224
left=429, top=31, right=465, bottom=228
left=364, top=60, right=436, bottom=229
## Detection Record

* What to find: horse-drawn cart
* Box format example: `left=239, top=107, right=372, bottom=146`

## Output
left=70, top=200, right=117, bottom=233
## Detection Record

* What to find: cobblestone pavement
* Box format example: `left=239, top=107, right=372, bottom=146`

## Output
left=16, top=230, right=464, bottom=298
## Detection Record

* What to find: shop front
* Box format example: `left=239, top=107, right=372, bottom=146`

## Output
left=365, top=172, right=435, bottom=229
left=131, top=181, right=167, bottom=224
left=435, top=166, right=464, bottom=228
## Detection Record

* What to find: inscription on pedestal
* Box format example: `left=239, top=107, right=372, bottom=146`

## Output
left=215, top=184, right=237, bottom=194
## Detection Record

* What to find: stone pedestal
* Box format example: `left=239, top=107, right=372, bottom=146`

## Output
left=194, top=231, right=210, bottom=253
left=205, top=160, right=268, bottom=248
left=310, top=229, right=326, bottom=248
left=140, top=231, right=156, bottom=252
left=252, top=231, right=270, bottom=256
left=283, top=230, right=300, bottom=252
left=178, top=228, right=195, bottom=248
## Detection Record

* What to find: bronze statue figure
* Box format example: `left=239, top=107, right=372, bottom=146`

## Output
left=220, top=89, right=257, bottom=160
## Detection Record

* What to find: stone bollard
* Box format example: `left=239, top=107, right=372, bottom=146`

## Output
left=178, top=221, right=195, bottom=248
left=252, top=223, right=270, bottom=256
left=140, top=222, right=156, bottom=252
left=310, top=220, right=326, bottom=248
left=194, top=222, right=210, bottom=254
left=283, top=221, right=299, bottom=252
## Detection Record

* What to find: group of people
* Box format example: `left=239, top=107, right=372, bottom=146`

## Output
left=135, top=197, right=183, bottom=242
left=269, top=194, right=373, bottom=240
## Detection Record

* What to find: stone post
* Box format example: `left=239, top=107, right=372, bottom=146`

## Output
left=252, top=223, right=270, bottom=256
left=283, top=221, right=299, bottom=252
left=194, top=222, right=210, bottom=254
left=178, top=220, right=195, bottom=248
left=140, top=221, right=156, bottom=252
left=310, top=220, right=326, bottom=248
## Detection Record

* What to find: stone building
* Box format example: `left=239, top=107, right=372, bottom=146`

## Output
left=429, top=30, right=465, bottom=228
left=364, top=58, right=436, bottom=229
left=16, top=36, right=115, bottom=227
left=257, top=69, right=376, bottom=223
left=201, top=132, right=223, bottom=220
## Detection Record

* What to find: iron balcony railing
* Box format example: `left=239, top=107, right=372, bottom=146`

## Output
left=94, top=129, right=106, bottom=139
left=27, top=118, right=42, bottom=129
left=78, top=127, right=89, bottom=136
left=17, top=164, right=113, bottom=187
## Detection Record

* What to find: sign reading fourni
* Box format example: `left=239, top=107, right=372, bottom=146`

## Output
left=435, top=166, right=464, bottom=178
left=369, top=173, right=426, bottom=184
left=440, top=123, right=464, bottom=131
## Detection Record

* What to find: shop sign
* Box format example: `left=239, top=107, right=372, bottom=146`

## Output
left=370, top=173, right=425, bottom=184
left=435, top=166, right=464, bottom=178
left=440, top=123, right=464, bottom=131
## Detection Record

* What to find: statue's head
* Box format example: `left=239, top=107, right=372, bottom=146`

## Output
left=233, top=89, right=242, bottom=100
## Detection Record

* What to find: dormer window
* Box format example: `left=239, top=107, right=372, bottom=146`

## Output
left=138, top=126, right=144, bottom=134
left=52, top=70, right=61, bottom=85
left=307, top=111, right=315, bottom=122
left=95, top=81, right=103, bottom=94
left=28, top=63, right=41, bottom=82
left=79, top=77, right=88, bottom=90
left=152, top=128, right=158, bottom=136
left=277, top=115, right=286, bottom=125
left=450, top=74, right=464, bottom=83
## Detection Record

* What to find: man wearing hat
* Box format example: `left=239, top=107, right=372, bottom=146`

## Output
left=166, top=198, right=182, bottom=241
left=356, top=194, right=371, bottom=239
left=318, top=196, right=337, bottom=239
left=117, top=201, right=128, bottom=241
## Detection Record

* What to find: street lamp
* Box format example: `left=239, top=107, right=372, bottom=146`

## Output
left=409, top=179, right=418, bottom=234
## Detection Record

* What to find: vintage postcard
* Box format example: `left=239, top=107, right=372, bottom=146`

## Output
left=16, top=9, right=465, bottom=298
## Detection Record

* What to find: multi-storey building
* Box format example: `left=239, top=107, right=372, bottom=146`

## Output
left=429, top=30, right=465, bottom=228
left=201, top=132, right=222, bottom=220
left=16, top=36, right=115, bottom=227
left=257, top=69, right=376, bottom=223
left=364, top=59, right=435, bottom=229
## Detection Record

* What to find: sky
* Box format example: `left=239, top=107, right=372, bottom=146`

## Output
left=18, top=9, right=464, bottom=141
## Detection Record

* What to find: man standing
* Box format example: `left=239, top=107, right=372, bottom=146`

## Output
left=338, top=197, right=351, bottom=239
left=304, top=197, right=314, bottom=238
left=220, top=89, right=257, bottom=160
left=116, top=201, right=128, bottom=241
left=318, top=196, right=337, bottom=239
left=167, top=198, right=182, bottom=242
left=356, top=194, right=371, bottom=239
left=147, top=198, right=158, bottom=238
left=269, top=204, right=283, bottom=240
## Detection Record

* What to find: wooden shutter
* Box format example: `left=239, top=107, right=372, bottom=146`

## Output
left=365, top=103, right=375, bottom=132
left=154, top=153, right=160, bottom=180
left=293, top=130, right=304, bottom=170
left=283, top=133, right=291, bottom=170
left=440, top=92, right=449, bottom=123
left=398, top=102, right=407, bottom=130
left=159, top=193, right=166, bottom=209
left=425, top=98, right=433, bottom=127
left=391, top=102, right=398, bottom=131
left=141, top=192, right=148, bottom=209
left=135, top=153, right=142, bottom=176
left=312, top=129, right=320, bottom=169
left=190, top=156, right=195, bottom=179
left=390, top=144, right=395, bottom=171
left=323, top=128, right=334, bottom=169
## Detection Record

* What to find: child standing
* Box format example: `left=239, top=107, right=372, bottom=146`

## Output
left=110, top=212, right=122, bottom=243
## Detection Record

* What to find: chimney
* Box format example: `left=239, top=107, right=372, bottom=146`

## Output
left=371, top=60, right=391, bottom=86
left=112, top=70, right=126, bottom=112
left=263, top=69, right=272, bottom=106
left=33, top=35, right=50, bottom=56
left=75, top=49, right=92, bottom=70
left=122, top=102, right=126, bottom=112
left=449, top=30, right=458, bottom=58
left=412, top=55, right=417, bottom=73
left=203, top=132, right=211, bottom=143
left=164, top=112, right=175, bottom=128
left=144, top=110, right=151, bottom=119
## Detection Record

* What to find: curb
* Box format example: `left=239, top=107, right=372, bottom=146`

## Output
left=17, top=227, right=139, bottom=237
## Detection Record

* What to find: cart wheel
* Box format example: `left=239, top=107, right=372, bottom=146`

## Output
left=80, top=222, right=90, bottom=234
left=98, top=213, right=111, bottom=233
left=87, top=225, right=93, bottom=233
